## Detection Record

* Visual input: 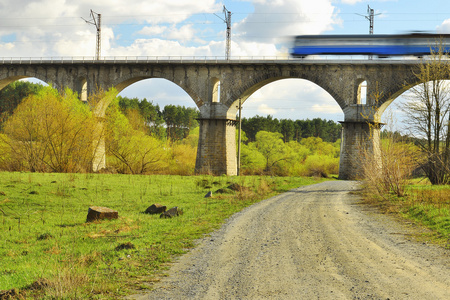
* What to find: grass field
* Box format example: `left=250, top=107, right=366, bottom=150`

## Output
left=0, top=172, right=325, bottom=299
left=362, top=179, right=450, bottom=248
left=402, top=184, right=450, bottom=245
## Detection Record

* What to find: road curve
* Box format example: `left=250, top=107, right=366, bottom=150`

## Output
left=130, top=181, right=450, bottom=300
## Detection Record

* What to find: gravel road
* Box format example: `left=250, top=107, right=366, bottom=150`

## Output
left=129, top=181, right=450, bottom=300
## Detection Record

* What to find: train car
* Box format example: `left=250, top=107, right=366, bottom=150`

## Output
left=290, top=33, right=450, bottom=57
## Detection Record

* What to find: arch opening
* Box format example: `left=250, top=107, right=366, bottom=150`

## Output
left=117, top=78, right=201, bottom=139
left=212, top=78, right=220, bottom=103
left=232, top=78, right=343, bottom=124
left=377, top=79, right=450, bottom=133
left=75, top=77, right=88, bottom=102
left=0, top=77, right=49, bottom=118
left=356, top=79, right=367, bottom=105
left=118, top=78, right=198, bottom=108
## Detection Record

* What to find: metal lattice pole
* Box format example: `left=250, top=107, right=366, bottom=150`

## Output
left=215, top=6, right=232, bottom=60
left=366, top=6, right=375, bottom=35
left=83, top=10, right=101, bottom=60
left=224, top=6, right=231, bottom=60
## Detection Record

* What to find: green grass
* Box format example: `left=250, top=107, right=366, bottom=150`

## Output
left=362, top=180, right=450, bottom=248
left=401, top=184, right=450, bottom=244
left=0, top=172, right=325, bottom=299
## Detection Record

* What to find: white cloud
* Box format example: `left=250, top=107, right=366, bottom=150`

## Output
left=241, top=79, right=343, bottom=121
left=234, top=0, right=340, bottom=44
left=167, top=24, right=195, bottom=42
left=437, top=19, right=450, bottom=33
left=257, top=103, right=277, bottom=115
left=340, top=0, right=363, bottom=4
left=138, top=26, right=168, bottom=36
left=0, top=0, right=221, bottom=57
left=311, top=104, right=342, bottom=114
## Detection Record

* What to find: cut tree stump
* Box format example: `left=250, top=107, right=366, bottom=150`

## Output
left=86, top=206, right=118, bottom=222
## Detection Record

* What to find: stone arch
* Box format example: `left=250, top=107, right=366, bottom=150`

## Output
left=0, top=73, right=58, bottom=91
left=112, top=73, right=203, bottom=108
left=370, top=72, right=425, bottom=121
left=225, top=75, right=341, bottom=118
left=224, top=70, right=346, bottom=113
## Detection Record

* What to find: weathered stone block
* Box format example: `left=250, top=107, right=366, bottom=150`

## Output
left=160, top=207, right=183, bottom=219
left=86, top=206, right=118, bottom=222
left=145, top=203, right=166, bottom=214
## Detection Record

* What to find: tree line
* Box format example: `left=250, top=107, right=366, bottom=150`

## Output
left=0, top=81, right=343, bottom=176
left=0, top=83, right=342, bottom=144
left=241, top=115, right=341, bottom=143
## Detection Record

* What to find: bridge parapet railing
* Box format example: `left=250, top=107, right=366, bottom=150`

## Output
left=0, top=55, right=426, bottom=64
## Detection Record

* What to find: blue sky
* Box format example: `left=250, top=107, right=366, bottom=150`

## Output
left=1, top=0, right=450, bottom=125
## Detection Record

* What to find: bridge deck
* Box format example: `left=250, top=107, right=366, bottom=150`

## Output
left=0, top=56, right=425, bottom=65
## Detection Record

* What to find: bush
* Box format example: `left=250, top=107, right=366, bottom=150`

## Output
left=0, top=86, right=97, bottom=172
left=362, top=138, right=418, bottom=199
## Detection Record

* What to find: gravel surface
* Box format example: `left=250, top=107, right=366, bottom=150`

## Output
left=129, top=181, right=450, bottom=299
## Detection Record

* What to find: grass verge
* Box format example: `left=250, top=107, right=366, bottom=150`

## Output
left=0, top=172, right=325, bottom=299
left=361, top=179, right=450, bottom=248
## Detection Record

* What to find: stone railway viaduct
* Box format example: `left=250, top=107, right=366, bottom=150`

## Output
left=0, top=58, right=423, bottom=179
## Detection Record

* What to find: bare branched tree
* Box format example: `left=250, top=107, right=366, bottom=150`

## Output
left=402, top=40, right=450, bottom=184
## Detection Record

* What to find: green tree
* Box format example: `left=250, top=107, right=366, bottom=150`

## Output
left=139, top=99, right=165, bottom=138
left=1, top=86, right=96, bottom=172
left=0, top=81, right=44, bottom=124
left=105, top=99, right=167, bottom=174
left=163, top=105, right=199, bottom=141
left=255, top=131, right=292, bottom=174
left=240, top=142, right=266, bottom=174
left=117, top=96, right=165, bottom=138
left=280, top=119, right=295, bottom=142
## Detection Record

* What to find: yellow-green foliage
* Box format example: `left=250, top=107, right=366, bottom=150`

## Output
left=240, top=143, right=266, bottom=174
left=0, top=85, right=340, bottom=176
left=362, top=138, right=419, bottom=199
left=301, top=154, right=340, bottom=177
left=168, top=143, right=197, bottom=175
left=105, top=98, right=168, bottom=174
left=0, top=86, right=96, bottom=172
left=240, top=133, right=340, bottom=177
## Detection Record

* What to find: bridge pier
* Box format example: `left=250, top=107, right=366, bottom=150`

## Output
left=195, top=118, right=237, bottom=176
left=338, top=121, right=381, bottom=180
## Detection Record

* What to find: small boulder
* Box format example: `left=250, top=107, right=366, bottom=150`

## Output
left=145, top=203, right=166, bottom=215
left=160, top=207, right=183, bottom=219
left=86, top=206, right=118, bottom=222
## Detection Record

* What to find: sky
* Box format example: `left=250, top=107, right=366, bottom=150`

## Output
left=1, top=0, right=450, bottom=125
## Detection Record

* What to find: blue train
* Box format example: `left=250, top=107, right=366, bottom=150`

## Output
left=290, top=33, right=450, bottom=57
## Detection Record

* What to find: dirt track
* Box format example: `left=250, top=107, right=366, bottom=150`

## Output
left=130, top=181, right=450, bottom=299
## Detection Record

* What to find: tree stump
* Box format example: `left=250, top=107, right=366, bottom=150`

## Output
left=86, top=206, right=118, bottom=222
